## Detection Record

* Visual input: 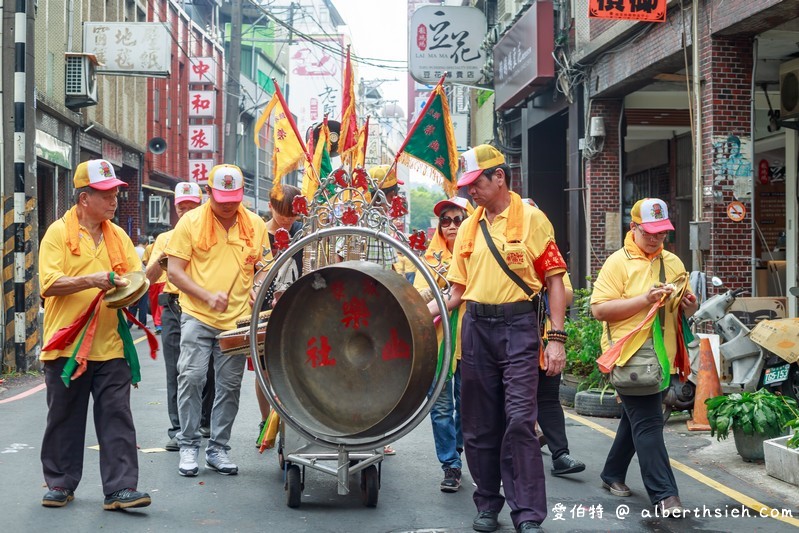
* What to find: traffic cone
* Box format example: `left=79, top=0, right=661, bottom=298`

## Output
left=687, top=337, right=723, bottom=431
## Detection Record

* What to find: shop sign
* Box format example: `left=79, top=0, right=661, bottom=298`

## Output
left=189, top=57, right=217, bottom=85
left=451, top=113, right=468, bottom=152
left=493, top=2, right=554, bottom=110
left=588, top=0, right=667, bottom=22
left=189, top=159, right=214, bottom=184
left=287, top=36, right=345, bottom=135
left=409, top=5, right=485, bottom=85
left=188, top=90, right=216, bottom=118
left=84, top=23, right=170, bottom=76
left=188, top=125, right=215, bottom=153
left=35, top=129, right=72, bottom=169
left=102, top=139, right=123, bottom=167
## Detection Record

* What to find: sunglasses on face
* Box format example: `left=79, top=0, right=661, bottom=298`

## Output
left=440, top=215, right=464, bottom=228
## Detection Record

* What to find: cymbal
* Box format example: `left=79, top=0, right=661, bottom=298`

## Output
left=104, top=271, right=150, bottom=309
left=667, top=271, right=690, bottom=313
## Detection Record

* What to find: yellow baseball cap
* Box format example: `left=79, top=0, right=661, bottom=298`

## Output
left=631, top=198, right=674, bottom=233
left=73, top=159, right=127, bottom=190
left=207, top=164, right=244, bottom=203
left=457, top=145, right=505, bottom=187
left=367, top=165, right=404, bottom=189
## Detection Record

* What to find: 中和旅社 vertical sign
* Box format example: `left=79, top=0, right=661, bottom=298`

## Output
left=589, top=0, right=666, bottom=22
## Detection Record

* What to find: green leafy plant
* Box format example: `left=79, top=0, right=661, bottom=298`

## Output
left=563, top=282, right=608, bottom=391
left=706, top=389, right=798, bottom=441
left=785, top=418, right=799, bottom=449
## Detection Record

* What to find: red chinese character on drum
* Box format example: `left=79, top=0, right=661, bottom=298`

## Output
left=341, top=297, right=369, bottom=329
left=382, top=328, right=410, bottom=361
left=306, top=336, right=335, bottom=368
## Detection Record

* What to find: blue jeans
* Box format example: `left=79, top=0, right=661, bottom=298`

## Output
left=430, top=364, right=463, bottom=470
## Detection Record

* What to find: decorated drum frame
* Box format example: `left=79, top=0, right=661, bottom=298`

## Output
left=248, top=167, right=452, bottom=453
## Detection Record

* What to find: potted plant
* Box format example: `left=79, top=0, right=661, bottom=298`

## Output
left=706, top=389, right=797, bottom=462
left=562, top=284, right=603, bottom=406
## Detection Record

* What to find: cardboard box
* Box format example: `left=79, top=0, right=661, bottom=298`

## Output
left=749, top=318, right=799, bottom=364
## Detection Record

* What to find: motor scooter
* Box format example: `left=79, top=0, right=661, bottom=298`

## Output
left=662, top=279, right=799, bottom=419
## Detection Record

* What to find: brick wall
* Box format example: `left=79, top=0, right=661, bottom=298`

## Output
left=700, top=34, right=755, bottom=291
left=585, top=99, right=622, bottom=275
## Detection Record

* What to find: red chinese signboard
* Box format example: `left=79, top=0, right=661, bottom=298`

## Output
left=588, top=0, right=666, bottom=22
left=188, top=158, right=213, bottom=184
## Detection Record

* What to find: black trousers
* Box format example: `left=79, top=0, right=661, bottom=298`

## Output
left=41, top=357, right=139, bottom=494
left=161, top=296, right=214, bottom=438
left=536, top=370, right=569, bottom=460
left=601, top=391, right=678, bottom=504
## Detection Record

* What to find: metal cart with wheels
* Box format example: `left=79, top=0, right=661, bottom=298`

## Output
left=246, top=168, right=452, bottom=509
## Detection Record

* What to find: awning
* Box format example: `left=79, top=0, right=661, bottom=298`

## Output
left=143, top=183, right=174, bottom=195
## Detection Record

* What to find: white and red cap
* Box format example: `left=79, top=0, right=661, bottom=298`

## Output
left=174, top=181, right=202, bottom=205
left=631, top=198, right=674, bottom=233
left=433, top=196, right=473, bottom=217
left=207, top=164, right=244, bottom=203
left=73, top=159, right=127, bottom=190
left=457, top=144, right=505, bottom=187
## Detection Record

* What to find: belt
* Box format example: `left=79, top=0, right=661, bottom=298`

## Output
left=158, top=292, right=179, bottom=306
left=467, top=298, right=538, bottom=318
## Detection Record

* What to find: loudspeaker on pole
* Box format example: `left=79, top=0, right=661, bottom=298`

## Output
left=148, top=137, right=167, bottom=155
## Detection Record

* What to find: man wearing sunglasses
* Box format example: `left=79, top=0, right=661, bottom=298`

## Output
left=429, top=145, right=568, bottom=532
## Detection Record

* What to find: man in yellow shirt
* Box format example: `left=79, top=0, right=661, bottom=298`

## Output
left=430, top=145, right=568, bottom=532
left=38, top=159, right=151, bottom=510
left=166, top=164, right=270, bottom=477
left=145, top=182, right=214, bottom=451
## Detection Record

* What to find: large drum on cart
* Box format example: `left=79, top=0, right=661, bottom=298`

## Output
left=266, top=261, right=438, bottom=440
left=252, top=239, right=447, bottom=508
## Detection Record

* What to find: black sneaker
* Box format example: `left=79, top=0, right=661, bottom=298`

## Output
left=517, top=520, right=542, bottom=532
left=103, top=488, right=151, bottom=510
left=473, top=510, right=499, bottom=532
left=199, top=426, right=210, bottom=438
left=42, top=487, right=74, bottom=507
left=551, top=453, right=586, bottom=476
left=440, top=466, right=462, bottom=493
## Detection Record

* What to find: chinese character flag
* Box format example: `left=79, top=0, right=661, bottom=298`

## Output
left=254, top=83, right=310, bottom=199
left=395, top=74, right=458, bottom=196
left=340, top=46, right=358, bottom=159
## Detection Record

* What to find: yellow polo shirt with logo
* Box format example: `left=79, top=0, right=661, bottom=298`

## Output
left=591, top=231, right=691, bottom=370
left=447, top=203, right=566, bottom=304
left=39, top=218, right=141, bottom=361
left=150, top=230, right=173, bottom=290
left=166, top=206, right=270, bottom=331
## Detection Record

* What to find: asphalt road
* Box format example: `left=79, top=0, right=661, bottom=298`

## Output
left=1, top=331, right=797, bottom=533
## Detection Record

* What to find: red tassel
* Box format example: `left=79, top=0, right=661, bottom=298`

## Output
left=43, top=291, right=105, bottom=351
left=122, top=308, right=159, bottom=359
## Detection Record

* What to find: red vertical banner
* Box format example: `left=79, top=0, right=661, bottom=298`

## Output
left=588, top=0, right=666, bottom=22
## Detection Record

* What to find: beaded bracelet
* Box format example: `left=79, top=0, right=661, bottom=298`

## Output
left=546, top=329, right=568, bottom=344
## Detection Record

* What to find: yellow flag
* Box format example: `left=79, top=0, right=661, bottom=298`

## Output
left=254, top=91, right=306, bottom=198
left=302, top=120, right=331, bottom=199
left=353, top=116, right=370, bottom=169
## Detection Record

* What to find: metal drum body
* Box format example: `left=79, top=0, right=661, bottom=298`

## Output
left=266, top=261, right=437, bottom=440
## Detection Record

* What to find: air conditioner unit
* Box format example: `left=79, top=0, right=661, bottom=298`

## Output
left=148, top=196, right=170, bottom=225
left=779, top=58, right=799, bottom=120
left=497, top=0, right=515, bottom=22
left=65, top=54, right=98, bottom=109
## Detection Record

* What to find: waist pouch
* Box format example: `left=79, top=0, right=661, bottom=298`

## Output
left=610, top=339, right=663, bottom=396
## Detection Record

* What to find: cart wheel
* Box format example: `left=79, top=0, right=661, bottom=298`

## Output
left=286, top=465, right=302, bottom=508
left=278, top=448, right=285, bottom=470
left=360, top=465, right=379, bottom=507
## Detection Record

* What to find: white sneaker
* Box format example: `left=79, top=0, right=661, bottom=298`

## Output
left=206, top=447, right=238, bottom=475
left=179, top=447, right=199, bottom=477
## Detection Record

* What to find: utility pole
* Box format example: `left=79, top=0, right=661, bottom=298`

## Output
left=223, top=0, right=243, bottom=164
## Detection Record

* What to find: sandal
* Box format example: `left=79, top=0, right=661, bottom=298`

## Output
left=383, top=445, right=396, bottom=455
